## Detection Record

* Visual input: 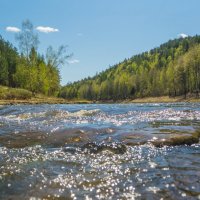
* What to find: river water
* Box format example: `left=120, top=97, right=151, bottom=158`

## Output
left=0, top=103, right=200, bottom=199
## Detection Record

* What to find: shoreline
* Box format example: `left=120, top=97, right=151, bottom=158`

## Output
left=0, top=97, right=91, bottom=105
left=126, top=96, right=200, bottom=103
left=0, top=96, right=200, bottom=105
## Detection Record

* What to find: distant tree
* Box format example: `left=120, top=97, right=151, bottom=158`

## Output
left=46, top=45, right=72, bottom=68
left=0, top=36, right=18, bottom=87
left=184, top=45, right=200, bottom=97
left=0, top=54, right=8, bottom=85
left=175, top=57, right=187, bottom=98
left=45, top=45, right=72, bottom=96
left=15, top=20, right=39, bottom=61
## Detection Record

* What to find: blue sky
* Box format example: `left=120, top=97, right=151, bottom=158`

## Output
left=1, top=0, right=200, bottom=85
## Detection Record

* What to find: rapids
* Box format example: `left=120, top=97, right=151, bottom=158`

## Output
left=0, top=103, right=200, bottom=199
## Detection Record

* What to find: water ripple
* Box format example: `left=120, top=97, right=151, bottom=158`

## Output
left=0, top=103, right=200, bottom=199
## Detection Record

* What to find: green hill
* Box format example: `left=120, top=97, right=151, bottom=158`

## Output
left=60, top=35, right=200, bottom=101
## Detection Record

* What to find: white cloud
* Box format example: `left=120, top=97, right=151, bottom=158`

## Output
left=178, top=33, right=188, bottom=38
left=6, top=26, right=21, bottom=33
left=68, top=59, right=80, bottom=64
left=36, top=26, right=59, bottom=33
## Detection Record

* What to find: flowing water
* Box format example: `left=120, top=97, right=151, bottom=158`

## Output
left=0, top=103, right=200, bottom=199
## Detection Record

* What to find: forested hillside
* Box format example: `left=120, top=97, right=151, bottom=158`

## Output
left=60, top=35, right=200, bottom=100
left=0, top=35, right=60, bottom=96
left=0, top=20, right=69, bottom=97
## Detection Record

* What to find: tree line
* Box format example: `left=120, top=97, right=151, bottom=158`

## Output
left=60, top=35, right=200, bottom=100
left=1, top=23, right=200, bottom=100
left=0, top=20, right=70, bottom=96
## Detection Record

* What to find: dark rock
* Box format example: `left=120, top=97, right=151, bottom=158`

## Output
left=82, top=142, right=127, bottom=154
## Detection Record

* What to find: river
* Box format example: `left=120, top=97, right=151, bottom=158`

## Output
left=0, top=103, right=200, bottom=199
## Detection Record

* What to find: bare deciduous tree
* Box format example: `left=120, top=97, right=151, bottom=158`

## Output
left=15, top=20, right=39, bottom=60
left=46, top=45, right=72, bottom=68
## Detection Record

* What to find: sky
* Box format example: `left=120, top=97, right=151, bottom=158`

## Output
left=1, top=0, right=200, bottom=85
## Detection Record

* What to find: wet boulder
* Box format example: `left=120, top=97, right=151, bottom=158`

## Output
left=82, top=141, right=127, bottom=154
left=122, top=131, right=200, bottom=147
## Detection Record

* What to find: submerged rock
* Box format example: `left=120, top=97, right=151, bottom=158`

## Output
left=1, top=127, right=199, bottom=149
left=0, top=129, right=89, bottom=148
left=123, top=131, right=200, bottom=147
left=152, top=132, right=200, bottom=147
left=46, top=130, right=88, bottom=147
left=0, top=131, right=47, bottom=148
left=82, top=141, right=127, bottom=154
left=122, top=133, right=152, bottom=146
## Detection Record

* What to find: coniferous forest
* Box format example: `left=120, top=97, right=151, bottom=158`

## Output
left=60, top=35, right=200, bottom=100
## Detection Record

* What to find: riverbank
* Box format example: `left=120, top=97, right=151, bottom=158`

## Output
left=0, top=84, right=200, bottom=105
left=0, top=85, right=91, bottom=105
left=94, top=96, right=200, bottom=104
left=1, top=96, right=200, bottom=105
left=0, top=97, right=91, bottom=105
left=128, top=96, right=200, bottom=103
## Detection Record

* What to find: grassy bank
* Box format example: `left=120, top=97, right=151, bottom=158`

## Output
left=0, top=96, right=91, bottom=105
left=0, top=86, right=91, bottom=105
left=128, top=96, right=200, bottom=103
left=1, top=96, right=200, bottom=105
left=0, top=98, right=91, bottom=105
left=1, top=85, right=200, bottom=105
left=0, top=86, right=32, bottom=100
left=0, top=96, right=67, bottom=105
left=94, top=96, right=200, bottom=104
